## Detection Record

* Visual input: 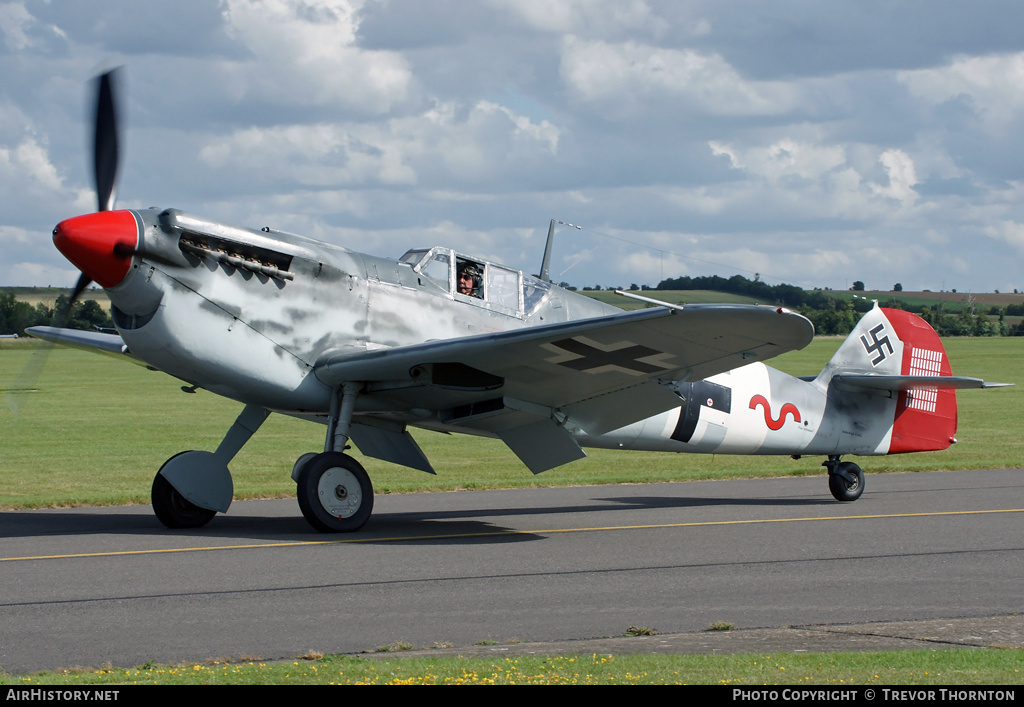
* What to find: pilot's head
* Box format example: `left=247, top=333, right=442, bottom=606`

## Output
left=457, top=262, right=482, bottom=297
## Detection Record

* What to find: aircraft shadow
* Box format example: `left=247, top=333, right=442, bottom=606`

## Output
left=0, top=492, right=833, bottom=544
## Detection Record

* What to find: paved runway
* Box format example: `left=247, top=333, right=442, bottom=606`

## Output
left=1, top=469, right=1022, bottom=674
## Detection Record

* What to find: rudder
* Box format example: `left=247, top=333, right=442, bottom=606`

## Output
left=816, top=304, right=957, bottom=453
left=883, top=308, right=957, bottom=453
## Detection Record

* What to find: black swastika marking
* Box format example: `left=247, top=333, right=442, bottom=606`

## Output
left=860, top=323, right=894, bottom=366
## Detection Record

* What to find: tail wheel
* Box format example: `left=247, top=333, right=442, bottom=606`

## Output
left=296, top=452, right=374, bottom=533
left=152, top=463, right=216, bottom=528
left=828, top=461, right=865, bottom=502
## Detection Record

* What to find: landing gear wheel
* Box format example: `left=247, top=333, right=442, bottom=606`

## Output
left=828, top=461, right=865, bottom=502
left=296, top=452, right=374, bottom=533
left=152, top=466, right=217, bottom=529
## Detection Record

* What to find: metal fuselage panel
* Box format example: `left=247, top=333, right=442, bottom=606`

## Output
left=578, top=362, right=898, bottom=457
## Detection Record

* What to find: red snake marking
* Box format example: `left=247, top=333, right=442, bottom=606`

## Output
left=749, top=395, right=801, bottom=430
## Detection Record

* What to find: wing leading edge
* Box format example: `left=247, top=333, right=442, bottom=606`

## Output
left=25, top=326, right=141, bottom=364
left=315, top=304, right=814, bottom=473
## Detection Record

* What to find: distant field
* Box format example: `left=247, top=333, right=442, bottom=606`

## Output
left=830, top=289, right=1024, bottom=309
left=1, top=336, right=1020, bottom=510
left=580, top=287, right=1024, bottom=312
left=1, top=286, right=109, bottom=308
left=580, top=289, right=761, bottom=309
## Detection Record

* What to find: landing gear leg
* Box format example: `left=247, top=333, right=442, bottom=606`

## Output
left=823, top=455, right=865, bottom=502
left=153, top=404, right=270, bottom=528
left=295, top=383, right=374, bottom=533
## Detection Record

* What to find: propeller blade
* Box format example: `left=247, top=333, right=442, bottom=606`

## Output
left=93, top=70, right=120, bottom=212
left=11, top=72, right=123, bottom=415
left=6, top=274, right=94, bottom=416
left=57, top=272, right=95, bottom=325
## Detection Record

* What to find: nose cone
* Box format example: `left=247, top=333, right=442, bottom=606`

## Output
left=53, top=210, right=139, bottom=288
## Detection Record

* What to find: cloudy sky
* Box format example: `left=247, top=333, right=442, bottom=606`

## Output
left=3, top=0, right=1024, bottom=293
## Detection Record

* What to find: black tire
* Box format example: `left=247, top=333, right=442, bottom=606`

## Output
left=828, top=461, right=865, bottom=502
left=152, top=464, right=217, bottom=528
left=296, top=452, right=374, bottom=533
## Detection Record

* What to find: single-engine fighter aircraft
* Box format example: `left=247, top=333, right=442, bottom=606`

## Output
left=27, top=72, right=1006, bottom=532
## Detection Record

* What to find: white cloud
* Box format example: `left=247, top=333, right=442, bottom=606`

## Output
left=617, top=250, right=691, bottom=283
left=560, top=37, right=798, bottom=117
left=3, top=3, right=1024, bottom=294
left=705, top=138, right=923, bottom=221
left=985, top=220, right=1024, bottom=254
left=5, top=137, right=63, bottom=190
left=0, top=260, right=79, bottom=288
left=199, top=99, right=559, bottom=188
left=871, top=149, right=918, bottom=204
left=710, top=138, right=846, bottom=181
left=219, top=0, right=413, bottom=113
left=489, top=0, right=662, bottom=36
left=0, top=224, right=34, bottom=247
left=0, top=120, right=73, bottom=211
left=900, top=52, right=1024, bottom=128
left=0, top=1, right=33, bottom=51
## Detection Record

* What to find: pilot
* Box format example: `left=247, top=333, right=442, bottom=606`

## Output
left=457, top=262, right=483, bottom=298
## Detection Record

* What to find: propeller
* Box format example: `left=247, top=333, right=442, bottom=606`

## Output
left=93, top=70, right=120, bottom=214
left=6, top=70, right=124, bottom=414
left=57, top=69, right=123, bottom=311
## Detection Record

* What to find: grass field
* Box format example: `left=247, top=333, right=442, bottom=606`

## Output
left=2, top=336, right=1021, bottom=686
left=2, top=649, right=1020, bottom=685
left=1, top=336, right=1021, bottom=509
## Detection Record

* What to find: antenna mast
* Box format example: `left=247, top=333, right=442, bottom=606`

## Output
left=538, top=219, right=556, bottom=282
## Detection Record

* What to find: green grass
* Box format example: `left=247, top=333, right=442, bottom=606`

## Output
left=1, top=336, right=1021, bottom=509
left=1, top=649, right=1020, bottom=685
left=2, top=337, right=1021, bottom=686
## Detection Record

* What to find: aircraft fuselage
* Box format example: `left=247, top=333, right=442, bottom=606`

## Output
left=106, top=207, right=618, bottom=415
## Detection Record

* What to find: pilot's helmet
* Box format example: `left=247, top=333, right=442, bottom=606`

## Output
left=458, top=262, right=483, bottom=295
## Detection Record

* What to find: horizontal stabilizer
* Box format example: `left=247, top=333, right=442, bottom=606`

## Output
left=833, top=374, right=1010, bottom=391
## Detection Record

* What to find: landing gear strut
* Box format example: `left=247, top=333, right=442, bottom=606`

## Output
left=823, top=455, right=865, bottom=502
left=294, top=382, right=374, bottom=533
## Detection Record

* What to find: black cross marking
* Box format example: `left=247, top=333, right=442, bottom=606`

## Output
left=546, top=338, right=670, bottom=375
left=860, top=323, right=894, bottom=366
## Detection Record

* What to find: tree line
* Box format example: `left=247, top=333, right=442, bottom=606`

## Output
left=3, top=278, right=1021, bottom=338
left=0, top=292, right=114, bottom=336
left=654, top=274, right=1024, bottom=337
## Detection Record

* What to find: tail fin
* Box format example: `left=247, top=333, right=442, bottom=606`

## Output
left=817, top=303, right=957, bottom=453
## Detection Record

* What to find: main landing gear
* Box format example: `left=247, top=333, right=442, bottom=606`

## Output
left=150, top=384, right=376, bottom=533
left=294, top=382, right=375, bottom=533
left=295, top=452, right=374, bottom=532
left=823, top=455, right=865, bottom=502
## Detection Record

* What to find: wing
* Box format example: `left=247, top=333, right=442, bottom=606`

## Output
left=315, top=304, right=813, bottom=473
left=25, top=326, right=143, bottom=364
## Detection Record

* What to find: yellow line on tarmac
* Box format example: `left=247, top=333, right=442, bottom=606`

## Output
left=2, top=507, right=1022, bottom=563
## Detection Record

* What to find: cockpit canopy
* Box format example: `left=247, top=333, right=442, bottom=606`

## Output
left=399, top=247, right=550, bottom=317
